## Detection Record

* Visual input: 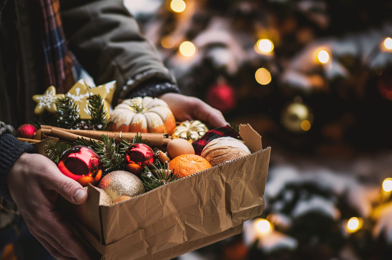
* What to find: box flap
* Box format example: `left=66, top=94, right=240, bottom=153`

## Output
left=239, top=124, right=262, bottom=153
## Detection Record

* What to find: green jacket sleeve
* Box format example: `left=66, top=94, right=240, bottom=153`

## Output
left=59, top=0, right=176, bottom=104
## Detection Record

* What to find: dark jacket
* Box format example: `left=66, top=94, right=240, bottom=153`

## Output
left=0, top=0, right=179, bottom=229
left=0, top=0, right=177, bottom=125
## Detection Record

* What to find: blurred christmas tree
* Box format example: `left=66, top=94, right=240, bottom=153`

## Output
left=129, top=0, right=392, bottom=157
left=125, top=0, right=392, bottom=259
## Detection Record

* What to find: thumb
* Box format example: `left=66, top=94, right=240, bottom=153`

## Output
left=50, top=170, right=88, bottom=205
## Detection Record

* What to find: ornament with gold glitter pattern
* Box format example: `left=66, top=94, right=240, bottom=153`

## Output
left=172, top=120, right=209, bottom=142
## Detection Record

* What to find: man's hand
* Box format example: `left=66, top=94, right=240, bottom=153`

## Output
left=159, top=93, right=227, bottom=129
left=8, top=153, right=95, bottom=260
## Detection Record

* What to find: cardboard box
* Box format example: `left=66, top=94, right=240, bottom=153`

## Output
left=51, top=124, right=271, bottom=260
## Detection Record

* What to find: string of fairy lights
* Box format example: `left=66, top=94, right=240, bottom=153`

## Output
left=163, top=0, right=392, bottom=134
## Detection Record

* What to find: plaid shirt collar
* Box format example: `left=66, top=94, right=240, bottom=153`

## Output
left=192, top=125, right=240, bottom=155
left=38, top=0, right=75, bottom=93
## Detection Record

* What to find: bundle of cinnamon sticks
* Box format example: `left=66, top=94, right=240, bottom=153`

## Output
left=40, top=126, right=172, bottom=148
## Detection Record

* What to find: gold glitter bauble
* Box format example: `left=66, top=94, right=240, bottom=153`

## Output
left=281, top=102, right=314, bottom=133
left=172, top=120, right=209, bottom=142
left=97, top=171, right=145, bottom=201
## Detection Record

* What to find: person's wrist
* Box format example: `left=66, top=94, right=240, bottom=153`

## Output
left=7, top=153, right=29, bottom=194
left=11, top=152, right=29, bottom=171
left=125, top=79, right=180, bottom=99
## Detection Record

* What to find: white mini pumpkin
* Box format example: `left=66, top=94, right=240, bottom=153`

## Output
left=109, top=97, right=176, bottom=135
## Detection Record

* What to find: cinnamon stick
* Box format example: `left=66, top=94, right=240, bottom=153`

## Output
left=18, top=138, right=42, bottom=144
left=68, top=130, right=167, bottom=147
left=41, top=126, right=171, bottom=147
left=42, top=127, right=103, bottom=144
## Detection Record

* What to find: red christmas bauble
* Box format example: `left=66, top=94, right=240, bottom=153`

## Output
left=58, top=146, right=103, bottom=186
left=17, top=124, right=37, bottom=139
left=125, top=144, right=154, bottom=175
left=206, top=83, right=236, bottom=113
left=377, top=76, right=392, bottom=100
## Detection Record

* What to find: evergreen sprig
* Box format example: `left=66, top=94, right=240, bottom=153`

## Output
left=99, top=135, right=124, bottom=174
left=141, top=160, right=180, bottom=191
left=120, top=133, right=149, bottom=153
left=73, top=137, right=104, bottom=151
left=87, top=94, right=108, bottom=130
left=44, top=141, right=71, bottom=164
left=56, top=96, right=81, bottom=129
left=230, top=123, right=240, bottom=134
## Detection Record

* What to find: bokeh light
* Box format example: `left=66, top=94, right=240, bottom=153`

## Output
left=347, top=217, right=362, bottom=233
left=179, top=41, right=196, bottom=57
left=382, top=178, right=392, bottom=192
left=301, top=120, right=311, bottom=131
left=257, top=39, right=274, bottom=53
left=255, top=68, right=272, bottom=85
left=170, top=0, right=186, bottom=13
left=161, top=35, right=175, bottom=49
left=317, top=50, right=330, bottom=64
left=384, top=37, right=392, bottom=50
left=255, top=219, right=271, bottom=234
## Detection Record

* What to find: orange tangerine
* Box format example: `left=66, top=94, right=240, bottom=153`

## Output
left=169, top=154, right=212, bottom=178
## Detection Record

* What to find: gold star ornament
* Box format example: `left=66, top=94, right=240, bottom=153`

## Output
left=66, top=79, right=116, bottom=119
left=32, top=86, right=65, bottom=114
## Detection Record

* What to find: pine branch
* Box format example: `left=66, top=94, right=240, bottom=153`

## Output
left=120, top=139, right=131, bottom=154
left=133, top=132, right=150, bottom=145
left=73, top=137, right=104, bottom=151
left=96, top=135, right=124, bottom=174
left=141, top=160, right=180, bottom=191
left=120, top=133, right=149, bottom=153
left=141, top=170, right=163, bottom=191
left=87, top=94, right=108, bottom=130
left=230, top=123, right=240, bottom=133
left=228, top=123, right=242, bottom=140
left=44, top=141, right=71, bottom=164
left=56, top=96, right=81, bottom=129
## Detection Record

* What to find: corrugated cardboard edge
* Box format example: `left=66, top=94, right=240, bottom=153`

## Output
left=239, top=124, right=262, bottom=153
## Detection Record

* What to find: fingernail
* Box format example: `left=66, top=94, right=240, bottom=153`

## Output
left=73, top=189, right=87, bottom=203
